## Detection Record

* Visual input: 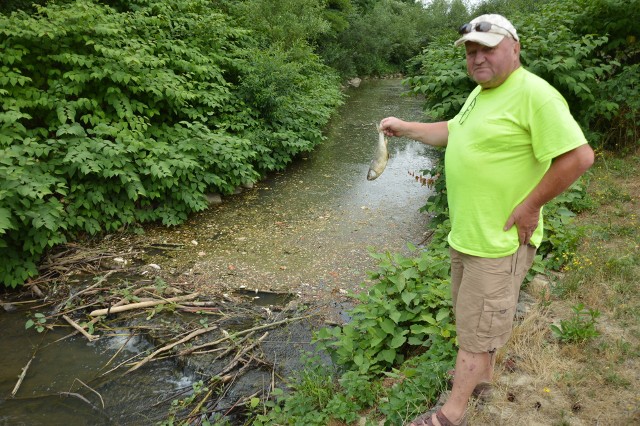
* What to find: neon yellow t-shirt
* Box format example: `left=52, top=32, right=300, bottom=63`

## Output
left=446, top=67, right=587, bottom=258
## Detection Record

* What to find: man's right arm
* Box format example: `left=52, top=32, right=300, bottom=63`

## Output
left=379, top=117, right=449, bottom=147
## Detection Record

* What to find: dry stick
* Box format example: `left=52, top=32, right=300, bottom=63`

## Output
left=59, top=391, right=101, bottom=412
left=218, top=332, right=268, bottom=377
left=11, top=358, right=34, bottom=397
left=223, top=390, right=261, bottom=418
left=99, top=351, right=146, bottom=377
left=89, top=293, right=200, bottom=317
left=179, top=301, right=221, bottom=307
left=41, top=251, right=142, bottom=269
left=57, top=300, right=107, bottom=317
left=100, top=333, right=136, bottom=372
left=211, top=332, right=256, bottom=359
left=271, top=354, right=276, bottom=392
left=209, top=373, right=240, bottom=414
left=125, top=326, right=217, bottom=374
left=189, top=387, right=214, bottom=419
left=55, top=270, right=117, bottom=314
left=73, top=378, right=105, bottom=409
left=112, top=297, right=156, bottom=308
left=178, top=315, right=310, bottom=356
left=63, top=315, right=99, bottom=342
left=190, top=346, right=226, bottom=356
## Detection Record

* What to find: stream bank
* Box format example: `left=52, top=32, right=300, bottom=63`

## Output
left=1, top=78, right=436, bottom=424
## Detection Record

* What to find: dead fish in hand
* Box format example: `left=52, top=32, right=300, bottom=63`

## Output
left=367, top=123, right=389, bottom=181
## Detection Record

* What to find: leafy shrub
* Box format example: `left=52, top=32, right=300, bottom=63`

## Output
left=236, top=43, right=343, bottom=172
left=378, top=336, right=455, bottom=424
left=314, top=244, right=456, bottom=374
left=537, top=181, right=589, bottom=271
left=550, top=303, right=601, bottom=343
left=406, top=0, right=639, bottom=154
left=0, top=0, right=343, bottom=287
left=404, top=33, right=472, bottom=120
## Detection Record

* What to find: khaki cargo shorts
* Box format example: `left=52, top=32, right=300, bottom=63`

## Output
left=450, top=245, right=536, bottom=354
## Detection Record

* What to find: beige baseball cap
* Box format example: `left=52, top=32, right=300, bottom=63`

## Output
left=454, top=14, right=519, bottom=47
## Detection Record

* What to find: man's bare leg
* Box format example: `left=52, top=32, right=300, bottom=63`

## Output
left=415, top=348, right=492, bottom=426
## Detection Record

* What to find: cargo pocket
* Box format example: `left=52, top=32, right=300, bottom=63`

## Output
left=477, top=298, right=514, bottom=338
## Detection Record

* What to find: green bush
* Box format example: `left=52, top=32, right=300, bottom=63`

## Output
left=314, top=244, right=456, bottom=375
left=550, top=303, right=601, bottom=343
left=408, top=0, right=639, bottom=152
left=0, top=0, right=343, bottom=287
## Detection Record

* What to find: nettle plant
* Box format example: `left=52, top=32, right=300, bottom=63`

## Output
left=314, top=244, right=457, bottom=374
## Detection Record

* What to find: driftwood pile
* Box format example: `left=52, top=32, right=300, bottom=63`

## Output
left=8, top=244, right=314, bottom=424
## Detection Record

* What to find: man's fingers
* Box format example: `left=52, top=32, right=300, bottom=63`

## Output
left=503, top=215, right=515, bottom=231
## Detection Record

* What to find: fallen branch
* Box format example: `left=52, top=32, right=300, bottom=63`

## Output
left=210, top=332, right=255, bottom=359
left=59, top=391, right=101, bottom=412
left=101, top=333, right=135, bottom=372
left=218, top=332, right=268, bottom=377
left=178, top=315, right=310, bottom=356
left=179, top=301, right=221, bottom=307
left=63, top=315, right=99, bottom=342
left=125, top=326, right=217, bottom=374
left=73, top=378, right=105, bottom=409
left=55, top=271, right=117, bottom=313
left=11, top=358, right=33, bottom=397
left=89, top=293, right=199, bottom=317
left=223, top=390, right=261, bottom=418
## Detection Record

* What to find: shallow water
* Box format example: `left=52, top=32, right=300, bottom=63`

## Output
left=0, top=311, right=195, bottom=425
left=136, top=78, right=438, bottom=300
left=0, top=78, right=437, bottom=424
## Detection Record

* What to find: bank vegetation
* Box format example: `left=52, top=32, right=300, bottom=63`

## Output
left=1, top=0, right=638, bottom=424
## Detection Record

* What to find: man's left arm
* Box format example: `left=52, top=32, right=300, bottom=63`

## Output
left=504, top=144, right=595, bottom=246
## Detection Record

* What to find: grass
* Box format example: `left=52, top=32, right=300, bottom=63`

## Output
left=469, top=151, right=640, bottom=425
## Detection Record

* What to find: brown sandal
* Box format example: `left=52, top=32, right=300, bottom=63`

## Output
left=408, top=408, right=467, bottom=426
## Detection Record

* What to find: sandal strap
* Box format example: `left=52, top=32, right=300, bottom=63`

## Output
left=436, top=409, right=467, bottom=426
left=436, top=410, right=455, bottom=426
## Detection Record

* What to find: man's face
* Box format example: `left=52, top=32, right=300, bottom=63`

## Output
left=465, top=38, right=520, bottom=89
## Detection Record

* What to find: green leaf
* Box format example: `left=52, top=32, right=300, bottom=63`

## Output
left=380, top=318, right=396, bottom=335
left=401, top=291, right=417, bottom=306
left=0, top=208, right=15, bottom=233
left=390, top=334, right=406, bottom=349
left=436, top=308, right=450, bottom=322
left=378, top=349, right=396, bottom=363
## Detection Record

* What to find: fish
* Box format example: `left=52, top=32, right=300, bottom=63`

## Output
left=367, top=123, right=389, bottom=181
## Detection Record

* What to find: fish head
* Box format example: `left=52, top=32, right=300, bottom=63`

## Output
left=367, top=169, right=379, bottom=181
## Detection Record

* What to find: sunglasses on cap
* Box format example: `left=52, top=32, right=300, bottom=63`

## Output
left=458, top=22, right=516, bottom=40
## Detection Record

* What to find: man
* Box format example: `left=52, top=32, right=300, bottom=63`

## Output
left=380, top=14, right=594, bottom=426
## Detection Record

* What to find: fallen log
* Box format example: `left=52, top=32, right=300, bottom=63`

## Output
left=89, top=293, right=199, bottom=317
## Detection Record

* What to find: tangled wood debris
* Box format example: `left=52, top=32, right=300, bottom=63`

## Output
left=8, top=243, right=319, bottom=423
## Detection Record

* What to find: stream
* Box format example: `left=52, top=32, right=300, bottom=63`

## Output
left=0, top=78, right=438, bottom=425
